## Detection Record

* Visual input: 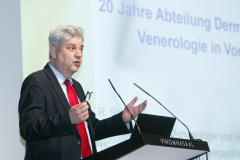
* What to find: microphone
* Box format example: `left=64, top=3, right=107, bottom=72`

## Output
left=133, top=83, right=194, bottom=140
left=108, top=79, right=142, bottom=135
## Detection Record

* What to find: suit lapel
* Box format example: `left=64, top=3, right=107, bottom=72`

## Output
left=72, top=79, right=86, bottom=103
left=43, top=64, right=71, bottom=111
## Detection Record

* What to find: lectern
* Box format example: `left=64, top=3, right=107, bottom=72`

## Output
left=84, top=114, right=210, bottom=160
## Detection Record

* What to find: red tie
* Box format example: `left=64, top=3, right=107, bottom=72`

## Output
left=64, top=80, right=92, bottom=158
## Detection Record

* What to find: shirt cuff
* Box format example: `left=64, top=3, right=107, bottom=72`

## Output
left=125, top=122, right=131, bottom=130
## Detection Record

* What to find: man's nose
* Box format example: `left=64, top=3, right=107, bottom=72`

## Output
left=75, top=49, right=82, bottom=58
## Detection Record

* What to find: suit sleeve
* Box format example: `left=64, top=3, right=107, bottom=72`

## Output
left=71, top=79, right=133, bottom=141
left=18, top=74, right=74, bottom=141
left=88, top=107, right=133, bottom=141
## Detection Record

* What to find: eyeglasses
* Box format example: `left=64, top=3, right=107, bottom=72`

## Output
left=85, top=91, right=93, bottom=102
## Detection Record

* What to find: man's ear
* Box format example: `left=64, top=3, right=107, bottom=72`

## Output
left=50, top=46, right=57, bottom=58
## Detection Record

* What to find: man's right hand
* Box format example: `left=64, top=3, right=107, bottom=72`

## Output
left=69, top=102, right=89, bottom=124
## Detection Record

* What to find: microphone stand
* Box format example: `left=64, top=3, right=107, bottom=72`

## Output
left=108, top=79, right=142, bottom=135
left=133, top=83, right=194, bottom=140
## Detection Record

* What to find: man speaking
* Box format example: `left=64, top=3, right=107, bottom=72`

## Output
left=18, top=25, right=147, bottom=160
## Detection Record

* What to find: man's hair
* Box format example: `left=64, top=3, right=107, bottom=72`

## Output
left=48, top=25, right=84, bottom=59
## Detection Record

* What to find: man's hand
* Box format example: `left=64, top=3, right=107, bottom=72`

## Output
left=122, top=97, right=147, bottom=123
left=69, top=102, right=89, bottom=124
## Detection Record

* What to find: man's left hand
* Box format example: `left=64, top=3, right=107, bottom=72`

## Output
left=122, top=97, right=147, bottom=123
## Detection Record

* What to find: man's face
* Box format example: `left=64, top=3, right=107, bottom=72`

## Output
left=51, top=36, right=84, bottom=78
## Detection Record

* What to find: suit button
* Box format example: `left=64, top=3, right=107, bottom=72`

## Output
left=77, top=141, right=81, bottom=146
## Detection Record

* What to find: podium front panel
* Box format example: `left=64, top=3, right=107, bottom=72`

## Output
left=84, top=134, right=210, bottom=160
left=117, top=144, right=207, bottom=160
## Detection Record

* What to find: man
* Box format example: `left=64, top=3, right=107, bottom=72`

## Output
left=19, top=25, right=147, bottom=160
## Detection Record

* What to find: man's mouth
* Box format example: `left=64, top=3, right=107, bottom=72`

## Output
left=74, top=61, right=80, bottom=65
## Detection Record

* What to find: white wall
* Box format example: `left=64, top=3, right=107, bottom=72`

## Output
left=0, top=0, right=25, bottom=159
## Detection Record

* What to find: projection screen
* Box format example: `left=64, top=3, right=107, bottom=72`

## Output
left=18, top=0, right=240, bottom=160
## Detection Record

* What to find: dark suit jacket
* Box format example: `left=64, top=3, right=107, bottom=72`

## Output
left=19, top=64, right=132, bottom=160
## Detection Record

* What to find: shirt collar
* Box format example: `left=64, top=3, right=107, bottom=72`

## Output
left=48, top=63, right=73, bottom=85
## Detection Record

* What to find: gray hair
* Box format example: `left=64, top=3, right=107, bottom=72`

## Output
left=48, top=25, right=84, bottom=59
